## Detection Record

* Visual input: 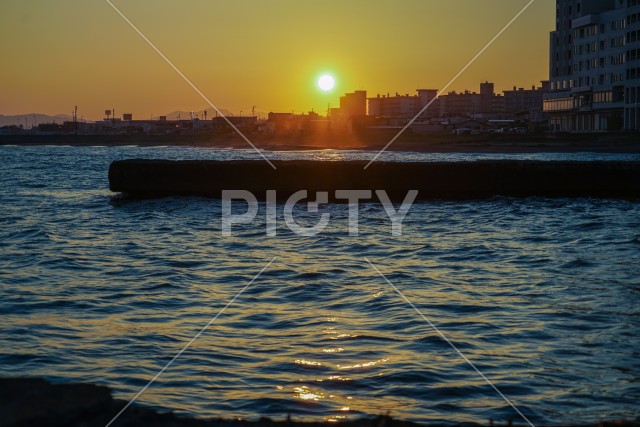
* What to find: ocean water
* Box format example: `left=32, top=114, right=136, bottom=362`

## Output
left=1, top=145, right=639, bottom=425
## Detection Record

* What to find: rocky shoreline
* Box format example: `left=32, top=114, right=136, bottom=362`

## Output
left=1, top=377, right=638, bottom=427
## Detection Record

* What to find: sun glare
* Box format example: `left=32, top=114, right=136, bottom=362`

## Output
left=318, top=74, right=335, bottom=92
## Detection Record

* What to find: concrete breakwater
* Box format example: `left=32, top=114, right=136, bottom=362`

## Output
left=109, top=160, right=640, bottom=200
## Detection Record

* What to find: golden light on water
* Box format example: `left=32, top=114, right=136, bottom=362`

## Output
left=327, top=375, right=351, bottom=381
left=294, top=359, right=323, bottom=366
left=294, top=386, right=324, bottom=401
left=337, top=358, right=389, bottom=370
left=322, top=325, right=359, bottom=340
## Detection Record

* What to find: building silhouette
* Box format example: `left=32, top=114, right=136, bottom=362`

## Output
left=367, top=90, right=439, bottom=119
left=504, top=82, right=549, bottom=124
left=338, top=90, right=367, bottom=118
left=438, top=82, right=508, bottom=118
left=366, top=83, right=546, bottom=123
left=544, top=0, right=640, bottom=131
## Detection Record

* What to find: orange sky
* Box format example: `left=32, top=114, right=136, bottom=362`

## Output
left=0, top=0, right=554, bottom=120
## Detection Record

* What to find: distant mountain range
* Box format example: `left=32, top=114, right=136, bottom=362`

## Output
left=0, top=114, right=72, bottom=128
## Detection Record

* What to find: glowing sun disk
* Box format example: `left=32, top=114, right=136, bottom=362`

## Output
left=318, top=74, right=335, bottom=92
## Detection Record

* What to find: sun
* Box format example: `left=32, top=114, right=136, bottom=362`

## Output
left=318, top=74, right=335, bottom=92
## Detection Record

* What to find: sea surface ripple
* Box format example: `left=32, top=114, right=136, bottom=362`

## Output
left=0, top=146, right=639, bottom=424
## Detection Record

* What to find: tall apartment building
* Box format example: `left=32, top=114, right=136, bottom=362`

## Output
left=544, top=0, right=640, bottom=131
left=627, top=0, right=640, bottom=129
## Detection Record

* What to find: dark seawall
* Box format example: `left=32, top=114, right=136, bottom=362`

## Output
left=109, top=160, right=640, bottom=199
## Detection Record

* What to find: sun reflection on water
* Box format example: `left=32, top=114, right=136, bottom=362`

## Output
left=293, top=386, right=324, bottom=402
left=294, top=359, right=323, bottom=367
left=337, top=358, right=389, bottom=370
left=326, top=375, right=351, bottom=381
left=322, top=348, right=344, bottom=353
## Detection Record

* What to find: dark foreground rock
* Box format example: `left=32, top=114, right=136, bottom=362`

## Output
left=1, top=377, right=638, bottom=427
left=109, top=160, right=640, bottom=200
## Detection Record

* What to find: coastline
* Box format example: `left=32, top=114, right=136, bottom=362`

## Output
left=2, top=377, right=637, bottom=427
left=1, top=133, right=640, bottom=154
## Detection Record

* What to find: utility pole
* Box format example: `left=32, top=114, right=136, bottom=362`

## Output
left=73, top=106, right=78, bottom=135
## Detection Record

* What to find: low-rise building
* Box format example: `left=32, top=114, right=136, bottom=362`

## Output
left=367, top=89, right=438, bottom=119
left=503, top=82, right=549, bottom=124
left=338, top=90, right=367, bottom=118
left=437, top=82, right=509, bottom=118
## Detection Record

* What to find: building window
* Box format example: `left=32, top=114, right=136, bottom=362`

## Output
left=594, top=91, right=613, bottom=103
left=543, top=97, right=574, bottom=112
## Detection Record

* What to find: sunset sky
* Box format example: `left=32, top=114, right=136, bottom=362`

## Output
left=1, top=0, right=554, bottom=120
